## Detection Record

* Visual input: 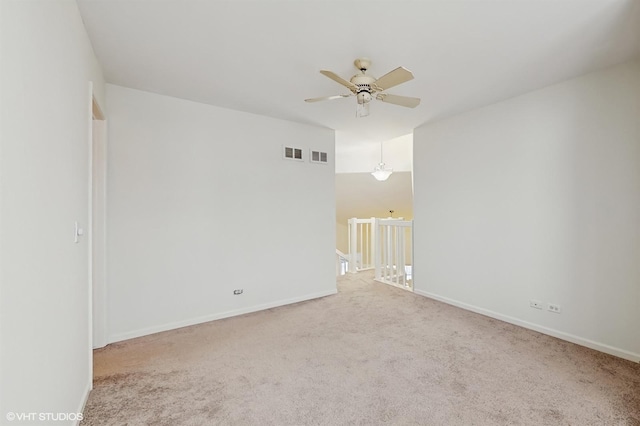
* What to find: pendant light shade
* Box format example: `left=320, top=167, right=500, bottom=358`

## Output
left=371, top=141, right=393, bottom=181
left=372, top=163, right=393, bottom=181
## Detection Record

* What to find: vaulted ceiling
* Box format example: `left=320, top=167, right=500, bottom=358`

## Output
left=336, top=172, right=414, bottom=225
left=77, top=0, right=640, bottom=146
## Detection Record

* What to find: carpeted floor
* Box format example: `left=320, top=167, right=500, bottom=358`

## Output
left=82, top=271, right=640, bottom=425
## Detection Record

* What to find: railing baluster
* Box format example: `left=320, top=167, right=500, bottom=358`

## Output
left=374, top=219, right=381, bottom=281
left=394, top=226, right=399, bottom=286
left=400, top=228, right=403, bottom=286
left=365, top=223, right=369, bottom=268
left=349, top=218, right=413, bottom=290
left=366, top=219, right=413, bottom=291
left=348, top=218, right=357, bottom=273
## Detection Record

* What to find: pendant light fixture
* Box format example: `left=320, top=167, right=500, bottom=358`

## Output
left=371, top=141, right=393, bottom=181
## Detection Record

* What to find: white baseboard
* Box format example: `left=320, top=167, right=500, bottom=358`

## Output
left=108, top=289, right=338, bottom=344
left=414, top=289, right=640, bottom=363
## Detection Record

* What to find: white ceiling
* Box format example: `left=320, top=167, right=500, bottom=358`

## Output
left=77, top=0, right=640, bottom=146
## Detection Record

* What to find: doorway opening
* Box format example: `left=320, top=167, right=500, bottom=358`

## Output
left=334, top=132, right=414, bottom=286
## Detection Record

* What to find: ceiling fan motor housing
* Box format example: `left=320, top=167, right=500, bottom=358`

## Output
left=351, top=73, right=376, bottom=104
left=351, top=73, right=376, bottom=88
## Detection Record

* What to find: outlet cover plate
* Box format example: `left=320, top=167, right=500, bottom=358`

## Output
left=530, top=300, right=543, bottom=309
left=548, top=303, right=561, bottom=313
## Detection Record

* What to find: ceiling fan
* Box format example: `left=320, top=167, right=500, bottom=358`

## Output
left=305, top=58, right=420, bottom=117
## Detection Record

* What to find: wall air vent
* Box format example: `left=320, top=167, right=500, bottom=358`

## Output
left=310, top=150, right=328, bottom=164
left=283, top=146, right=303, bottom=161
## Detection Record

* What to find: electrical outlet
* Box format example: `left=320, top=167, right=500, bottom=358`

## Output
left=233, top=289, right=243, bottom=295
left=548, top=303, right=561, bottom=313
left=530, top=300, right=543, bottom=309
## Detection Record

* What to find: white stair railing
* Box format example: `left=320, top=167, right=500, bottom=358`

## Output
left=374, top=219, right=413, bottom=291
left=347, top=217, right=376, bottom=273
left=336, top=249, right=349, bottom=276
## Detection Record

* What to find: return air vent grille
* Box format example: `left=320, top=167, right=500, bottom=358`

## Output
left=310, top=150, right=328, bottom=164
left=283, top=146, right=303, bottom=161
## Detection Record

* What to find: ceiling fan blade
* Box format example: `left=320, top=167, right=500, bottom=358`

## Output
left=376, top=93, right=420, bottom=108
left=372, top=67, right=414, bottom=91
left=320, top=70, right=358, bottom=92
left=305, top=94, right=351, bottom=103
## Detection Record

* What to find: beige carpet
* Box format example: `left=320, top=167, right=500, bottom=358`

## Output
left=82, top=271, right=640, bottom=425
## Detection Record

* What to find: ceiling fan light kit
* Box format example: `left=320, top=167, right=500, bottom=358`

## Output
left=356, top=101, right=370, bottom=117
left=305, top=58, right=421, bottom=117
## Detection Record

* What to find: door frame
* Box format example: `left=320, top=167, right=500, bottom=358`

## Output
left=89, top=85, right=107, bottom=351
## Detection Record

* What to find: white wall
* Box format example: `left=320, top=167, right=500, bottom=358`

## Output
left=0, top=0, right=105, bottom=422
left=106, top=85, right=336, bottom=341
left=336, top=222, right=349, bottom=254
left=336, top=133, right=413, bottom=174
left=414, top=59, right=640, bottom=361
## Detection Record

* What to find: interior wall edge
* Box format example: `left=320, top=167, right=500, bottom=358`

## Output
left=76, top=382, right=92, bottom=425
